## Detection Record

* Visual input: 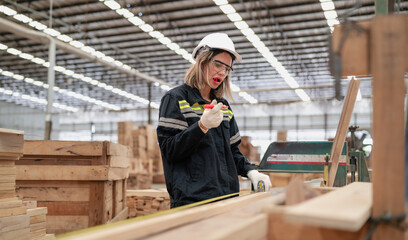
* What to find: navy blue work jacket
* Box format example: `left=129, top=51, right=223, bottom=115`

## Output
left=157, top=84, right=254, bottom=208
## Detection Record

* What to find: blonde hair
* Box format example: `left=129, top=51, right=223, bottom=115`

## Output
left=184, top=50, right=234, bottom=101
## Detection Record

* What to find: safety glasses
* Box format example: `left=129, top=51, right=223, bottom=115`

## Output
left=210, top=59, right=233, bottom=75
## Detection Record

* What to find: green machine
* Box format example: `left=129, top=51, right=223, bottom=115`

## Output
left=348, top=125, right=371, bottom=183
left=257, top=134, right=371, bottom=187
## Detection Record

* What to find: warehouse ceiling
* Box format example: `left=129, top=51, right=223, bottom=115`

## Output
left=0, top=0, right=407, bottom=113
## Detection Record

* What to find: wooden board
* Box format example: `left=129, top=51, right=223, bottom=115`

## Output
left=23, top=141, right=104, bottom=157
left=285, top=182, right=372, bottom=231
left=142, top=196, right=279, bottom=240
left=126, top=189, right=169, bottom=198
left=331, top=21, right=371, bottom=76
left=106, top=142, right=132, bottom=158
left=46, top=215, right=88, bottom=234
left=16, top=166, right=128, bottom=181
left=266, top=205, right=370, bottom=240
left=0, top=214, right=29, bottom=233
left=0, top=227, right=30, bottom=240
left=370, top=15, right=407, bottom=240
left=328, top=78, right=360, bottom=187
left=0, top=129, right=24, bottom=158
left=17, top=186, right=90, bottom=202
left=57, top=192, right=271, bottom=240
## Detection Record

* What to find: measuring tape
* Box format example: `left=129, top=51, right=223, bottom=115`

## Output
left=257, top=180, right=265, bottom=192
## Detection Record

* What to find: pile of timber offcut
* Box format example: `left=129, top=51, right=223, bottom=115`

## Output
left=239, top=136, right=260, bottom=165
left=15, top=140, right=130, bottom=235
left=0, top=128, right=29, bottom=240
left=26, top=203, right=55, bottom=240
left=0, top=128, right=55, bottom=240
left=118, top=122, right=164, bottom=189
left=127, top=189, right=170, bottom=218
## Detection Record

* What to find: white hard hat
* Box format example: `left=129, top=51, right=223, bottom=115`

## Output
left=192, top=33, right=242, bottom=62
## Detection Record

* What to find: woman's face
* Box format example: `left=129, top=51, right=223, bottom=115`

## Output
left=204, top=52, right=233, bottom=89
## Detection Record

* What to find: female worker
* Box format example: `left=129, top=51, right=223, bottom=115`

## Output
left=157, top=33, right=271, bottom=208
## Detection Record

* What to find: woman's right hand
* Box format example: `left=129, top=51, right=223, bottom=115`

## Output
left=200, top=100, right=223, bottom=129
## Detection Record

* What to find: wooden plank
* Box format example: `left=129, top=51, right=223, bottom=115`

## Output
left=0, top=227, right=30, bottom=240
left=0, top=129, right=24, bottom=157
left=30, top=214, right=46, bottom=224
left=0, top=214, right=29, bottom=233
left=370, top=15, right=407, bottom=240
left=23, top=141, right=103, bottom=157
left=27, top=207, right=47, bottom=217
left=0, top=175, right=16, bottom=183
left=266, top=205, right=370, bottom=240
left=108, top=167, right=129, bottom=180
left=113, top=181, right=123, bottom=216
left=0, top=128, right=24, bottom=135
left=0, top=183, right=15, bottom=191
left=109, top=207, right=128, bottom=223
left=108, top=156, right=130, bottom=168
left=104, top=181, right=113, bottom=223
left=143, top=197, right=275, bottom=240
left=30, top=222, right=46, bottom=232
left=328, top=78, right=360, bottom=187
left=29, top=228, right=46, bottom=239
left=17, top=165, right=128, bottom=181
left=0, top=190, right=16, bottom=199
left=37, top=202, right=88, bottom=216
left=331, top=21, right=371, bottom=76
left=88, top=181, right=105, bottom=227
left=16, top=186, right=90, bottom=202
left=46, top=215, right=88, bottom=231
left=0, top=206, right=26, bottom=217
left=17, top=166, right=108, bottom=181
left=285, top=182, right=371, bottom=231
left=16, top=180, right=89, bottom=188
left=126, top=189, right=169, bottom=198
left=0, top=167, right=16, bottom=175
left=17, top=158, right=94, bottom=166
left=106, top=142, right=132, bottom=158
left=57, top=192, right=272, bottom=240
left=0, top=200, right=22, bottom=209
left=0, top=160, right=15, bottom=166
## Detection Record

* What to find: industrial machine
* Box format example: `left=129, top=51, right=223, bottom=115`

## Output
left=257, top=137, right=370, bottom=187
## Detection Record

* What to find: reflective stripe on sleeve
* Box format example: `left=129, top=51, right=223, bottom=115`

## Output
left=230, top=132, right=241, bottom=145
left=158, top=117, right=188, bottom=130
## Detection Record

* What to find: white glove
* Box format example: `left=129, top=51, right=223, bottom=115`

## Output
left=200, top=100, right=223, bottom=129
left=247, top=170, right=272, bottom=192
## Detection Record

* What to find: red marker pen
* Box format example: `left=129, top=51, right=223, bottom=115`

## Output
left=204, top=104, right=228, bottom=109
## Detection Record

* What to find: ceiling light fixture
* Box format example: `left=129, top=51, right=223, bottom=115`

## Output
left=0, top=67, right=119, bottom=111
left=0, top=41, right=161, bottom=110
left=0, top=5, right=172, bottom=99
left=319, top=0, right=340, bottom=32
left=213, top=0, right=311, bottom=102
left=100, top=0, right=195, bottom=64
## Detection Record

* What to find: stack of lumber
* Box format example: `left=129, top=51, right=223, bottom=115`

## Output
left=117, top=122, right=164, bottom=189
left=130, top=124, right=164, bottom=188
left=117, top=121, right=134, bottom=149
left=57, top=182, right=372, bottom=240
left=126, top=189, right=170, bottom=218
left=25, top=202, right=55, bottom=240
left=0, top=128, right=30, bottom=240
left=15, top=140, right=131, bottom=235
left=239, top=136, right=260, bottom=165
